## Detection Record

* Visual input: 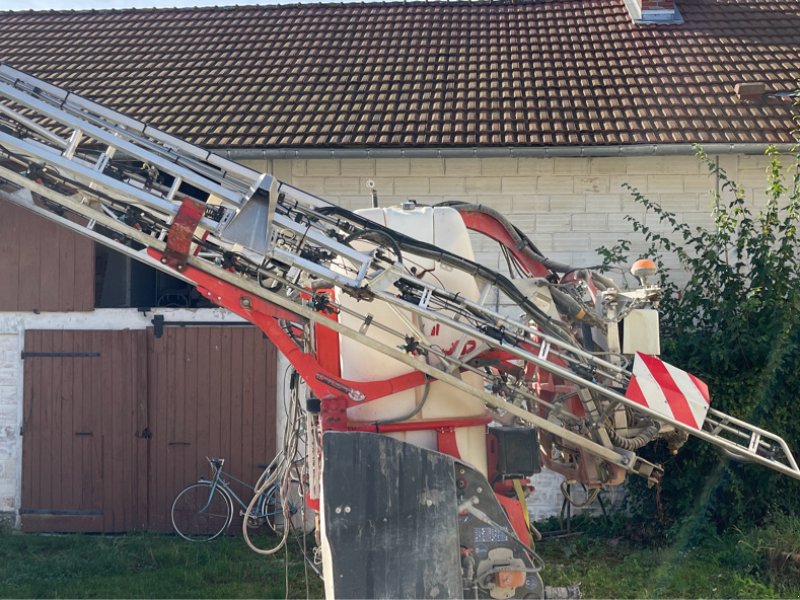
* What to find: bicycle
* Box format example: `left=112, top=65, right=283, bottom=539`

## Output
left=171, top=457, right=297, bottom=542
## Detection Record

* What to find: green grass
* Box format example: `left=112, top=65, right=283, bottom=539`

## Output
left=536, top=515, right=800, bottom=599
left=2, top=518, right=799, bottom=599
left=0, top=530, right=324, bottom=599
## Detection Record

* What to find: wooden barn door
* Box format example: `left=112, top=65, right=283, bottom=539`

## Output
left=20, top=330, right=148, bottom=532
left=146, top=325, right=277, bottom=532
left=20, top=326, right=277, bottom=533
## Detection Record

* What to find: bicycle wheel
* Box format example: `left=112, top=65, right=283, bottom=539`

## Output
left=257, top=485, right=289, bottom=536
left=171, top=482, right=233, bottom=542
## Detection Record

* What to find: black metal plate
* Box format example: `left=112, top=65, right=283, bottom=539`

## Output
left=322, top=431, right=462, bottom=599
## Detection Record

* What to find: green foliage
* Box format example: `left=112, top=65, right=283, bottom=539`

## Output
left=598, top=146, right=800, bottom=532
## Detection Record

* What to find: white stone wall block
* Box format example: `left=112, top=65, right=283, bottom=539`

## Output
left=444, top=158, right=481, bottom=177
left=576, top=175, right=610, bottom=194
left=322, top=177, right=360, bottom=196
left=444, top=158, right=481, bottom=176
left=553, top=157, right=590, bottom=174
left=682, top=211, right=717, bottom=229
left=375, top=159, right=411, bottom=177
left=501, top=177, right=538, bottom=195
left=572, top=213, right=609, bottom=231
left=290, top=176, right=326, bottom=195
left=589, top=157, right=628, bottom=174
left=358, top=177, right=395, bottom=196
left=473, top=250, right=503, bottom=267
left=541, top=251, right=573, bottom=267
left=527, top=233, right=554, bottom=252
left=306, top=159, right=341, bottom=176
left=572, top=250, right=605, bottom=267
left=335, top=196, right=371, bottom=211
left=429, top=177, right=465, bottom=195
left=549, top=195, right=587, bottom=213
left=535, top=214, right=571, bottom=232
left=0, top=334, right=16, bottom=351
left=340, top=159, right=376, bottom=177
left=714, top=154, right=739, bottom=178
left=291, top=159, right=307, bottom=177
left=683, top=173, right=716, bottom=193
left=664, top=155, right=703, bottom=175
left=737, top=168, right=772, bottom=186
left=473, top=195, right=513, bottom=213
left=465, top=177, right=502, bottom=195
left=270, top=159, right=293, bottom=182
left=647, top=175, right=685, bottom=194
left=0, top=369, right=15, bottom=387
left=738, top=153, right=790, bottom=170
left=393, top=177, right=430, bottom=196
left=610, top=174, right=648, bottom=193
left=409, top=158, right=445, bottom=176
left=626, top=156, right=667, bottom=175
left=620, top=192, right=653, bottom=215
left=469, top=233, right=502, bottom=253
left=590, top=232, right=635, bottom=250
left=481, top=157, right=519, bottom=176
left=553, top=233, right=591, bottom=251
left=506, top=214, right=536, bottom=234
left=512, top=195, right=550, bottom=213
left=517, top=158, right=554, bottom=175
left=656, top=193, right=701, bottom=212
left=587, top=194, right=624, bottom=212
left=536, top=175, right=575, bottom=195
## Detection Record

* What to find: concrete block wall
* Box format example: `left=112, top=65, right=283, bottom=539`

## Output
left=246, top=153, right=791, bottom=289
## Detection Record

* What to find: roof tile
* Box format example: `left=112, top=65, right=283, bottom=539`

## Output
left=1, top=0, right=798, bottom=149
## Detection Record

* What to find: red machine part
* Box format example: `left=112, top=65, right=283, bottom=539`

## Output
left=452, top=205, right=626, bottom=488
left=161, top=197, right=206, bottom=271
left=149, top=200, right=591, bottom=547
left=454, top=208, right=552, bottom=278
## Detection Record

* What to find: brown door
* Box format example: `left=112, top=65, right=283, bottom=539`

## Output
left=20, top=330, right=148, bottom=532
left=20, top=326, right=277, bottom=532
left=0, top=199, right=95, bottom=312
left=146, top=325, right=277, bottom=531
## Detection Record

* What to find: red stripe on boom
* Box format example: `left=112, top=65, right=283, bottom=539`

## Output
left=625, top=374, right=648, bottom=408
left=687, top=372, right=710, bottom=405
left=637, top=353, right=699, bottom=429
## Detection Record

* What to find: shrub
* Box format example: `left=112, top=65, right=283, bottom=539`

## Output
left=599, top=146, right=800, bottom=533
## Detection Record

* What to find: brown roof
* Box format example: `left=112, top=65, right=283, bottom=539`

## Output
left=0, top=0, right=798, bottom=149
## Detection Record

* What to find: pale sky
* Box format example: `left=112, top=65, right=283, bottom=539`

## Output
left=5, top=0, right=348, bottom=10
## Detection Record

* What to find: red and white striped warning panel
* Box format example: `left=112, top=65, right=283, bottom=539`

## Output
left=625, top=352, right=711, bottom=430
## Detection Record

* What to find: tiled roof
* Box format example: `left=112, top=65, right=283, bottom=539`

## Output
left=0, top=0, right=798, bottom=149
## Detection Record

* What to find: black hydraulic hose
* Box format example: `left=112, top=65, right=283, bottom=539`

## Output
left=607, top=418, right=661, bottom=451
left=549, top=287, right=605, bottom=329
left=435, top=201, right=574, bottom=274
left=344, top=228, right=404, bottom=265
left=315, top=205, right=577, bottom=346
